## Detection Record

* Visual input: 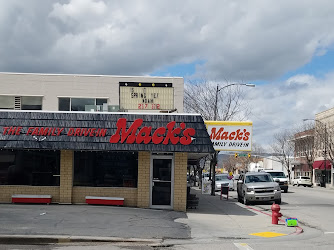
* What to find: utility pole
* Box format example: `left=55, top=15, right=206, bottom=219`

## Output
left=210, top=83, right=255, bottom=195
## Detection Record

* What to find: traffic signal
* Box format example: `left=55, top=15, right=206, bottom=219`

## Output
left=248, top=153, right=251, bottom=158
left=235, top=153, right=238, bottom=158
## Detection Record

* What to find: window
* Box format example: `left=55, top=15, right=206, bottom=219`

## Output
left=0, top=96, right=42, bottom=110
left=245, top=174, right=273, bottom=183
left=21, top=96, right=42, bottom=110
left=0, top=150, right=60, bottom=186
left=0, top=96, right=14, bottom=109
left=73, top=151, right=138, bottom=187
left=58, top=98, right=108, bottom=111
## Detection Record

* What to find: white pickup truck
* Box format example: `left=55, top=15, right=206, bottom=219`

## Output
left=264, top=170, right=289, bottom=193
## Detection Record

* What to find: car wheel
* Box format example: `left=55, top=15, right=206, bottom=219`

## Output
left=243, top=194, right=249, bottom=205
left=275, top=199, right=281, bottom=204
left=284, top=189, right=288, bottom=193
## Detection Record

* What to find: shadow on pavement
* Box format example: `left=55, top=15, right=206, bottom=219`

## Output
left=187, top=187, right=257, bottom=216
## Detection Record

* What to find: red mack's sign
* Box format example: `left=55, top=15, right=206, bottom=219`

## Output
left=1, top=118, right=196, bottom=146
left=109, top=118, right=196, bottom=145
left=204, top=121, right=253, bottom=151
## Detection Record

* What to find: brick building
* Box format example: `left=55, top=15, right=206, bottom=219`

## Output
left=0, top=73, right=214, bottom=211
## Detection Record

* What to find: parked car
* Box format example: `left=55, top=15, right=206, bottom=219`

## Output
left=264, top=170, right=289, bottom=193
left=292, top=176, right=313, bottom=187
left=237, top=172, right=281, bottom=205
left=215, top=174, right=234, bottom=191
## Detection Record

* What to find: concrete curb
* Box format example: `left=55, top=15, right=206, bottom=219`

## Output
left=245, top=205, right=304, bottom=235
left=0, top=235, right=162, bottom=245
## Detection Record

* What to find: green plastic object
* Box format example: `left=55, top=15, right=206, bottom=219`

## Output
left=286, top=218, right=298, bottom=227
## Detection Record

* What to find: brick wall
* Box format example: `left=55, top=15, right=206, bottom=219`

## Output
left=72, top=187, right=137, bottom=206
left=137, top=151, right=150, bottom=208
left=59, top=150, right=73, bottom=204
left=0, top=186, right=60, bottom=203
left=173, top=152, right=188, bottom=212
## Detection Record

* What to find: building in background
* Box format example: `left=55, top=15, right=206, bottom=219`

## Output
left=314, top=108, right=334, bottom=187
left=292, top=129, right=314, bottom=183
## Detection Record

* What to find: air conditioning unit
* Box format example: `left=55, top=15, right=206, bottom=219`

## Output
left=108, top=105, right=120, bottom=112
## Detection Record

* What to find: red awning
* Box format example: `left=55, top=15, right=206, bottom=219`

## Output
left=313, top=160, right=331, bottom=170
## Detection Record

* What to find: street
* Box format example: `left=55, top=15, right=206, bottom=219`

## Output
left=2, top=185, right=334, bottom=249
left=223, top=185, right=334, bottom=250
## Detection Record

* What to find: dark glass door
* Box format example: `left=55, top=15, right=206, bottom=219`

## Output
left=151, top=158, right=173, bottom=207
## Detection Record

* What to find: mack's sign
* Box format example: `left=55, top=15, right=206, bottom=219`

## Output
left=1, top=118, right=196, bottom=146
left=204, top=121, right=253, bottom=151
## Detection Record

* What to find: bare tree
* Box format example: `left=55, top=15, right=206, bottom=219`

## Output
left=184, top=79, right=251, bottom=121
left=271, top=130, right=294, bottom=181
left=184, top=78, right=252, bottom=195
left=326, top=124, right=334, bottom=166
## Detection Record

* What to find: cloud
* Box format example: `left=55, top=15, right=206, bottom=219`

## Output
left=1, top=0, right=334, bottom=79
left=247, top=72, right=334, bottom=148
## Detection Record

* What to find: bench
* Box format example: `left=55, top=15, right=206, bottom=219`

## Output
left=85, top=196, right=124, bottom=206
left=12, top=194, right=52, bottom=204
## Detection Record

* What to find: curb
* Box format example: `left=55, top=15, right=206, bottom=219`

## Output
left=0, top=235, right=162, bottom=245
left=245, top=205, right=304, bottom=235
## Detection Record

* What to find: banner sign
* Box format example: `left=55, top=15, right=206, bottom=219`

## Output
left=1, top=119, right=195, bottom=146
left=0, top=111, right=214, bottom=153
left=119, top=82, right=174, bottom=110
left=204, top=121, right=253, bottom=151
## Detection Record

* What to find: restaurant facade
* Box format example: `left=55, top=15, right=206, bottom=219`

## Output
left=0, top=73, right=214, bottom=211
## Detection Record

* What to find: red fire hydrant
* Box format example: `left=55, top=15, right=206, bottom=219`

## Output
left=271, top=203, right=282, bottom=224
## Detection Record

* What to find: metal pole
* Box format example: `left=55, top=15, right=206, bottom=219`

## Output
left=324, top=124, right=327, bottom=187
left=211, top=86, right=219, bottom=195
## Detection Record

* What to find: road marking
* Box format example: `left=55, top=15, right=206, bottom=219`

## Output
left=234, top=243, right=254, bottom=250
left=250, top=231, right=287, bottom=238
left=324, top=232, right=334, bottom=234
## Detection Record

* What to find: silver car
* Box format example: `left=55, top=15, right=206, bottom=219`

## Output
left=237, top=172, right=281, bottom=205
left=215, top=174, right=234, bottom=191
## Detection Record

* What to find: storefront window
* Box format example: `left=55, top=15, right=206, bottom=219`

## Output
left=0, top=150, right=60, bottom=186
left=74, top=151, right=138, bottom=187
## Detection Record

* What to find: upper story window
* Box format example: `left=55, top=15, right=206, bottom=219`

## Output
left=0, top=96, right=42, bottom=110
left=58, top=97, right=108, bottom=111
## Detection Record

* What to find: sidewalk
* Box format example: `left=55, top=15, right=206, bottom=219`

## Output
left=177, top=187, right=301, bottom=241
left=0, top=187, right=302, bottom=245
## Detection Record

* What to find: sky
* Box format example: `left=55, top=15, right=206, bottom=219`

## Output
left=1, top=0, right=334, bottom=149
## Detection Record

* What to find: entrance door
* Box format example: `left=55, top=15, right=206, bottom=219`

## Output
left=150, top=154, right=174, bottom=209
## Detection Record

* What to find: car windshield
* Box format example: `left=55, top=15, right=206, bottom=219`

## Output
left=216, top=175, right=229, bottom=181
left=301, top=177, right=310, bottom=180
left=269, top=172, right=285, bottom=177
left=245, top=174, right=273, bottom=183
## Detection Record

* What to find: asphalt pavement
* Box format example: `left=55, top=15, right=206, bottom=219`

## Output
left=0, top=186, right=303, bottom=246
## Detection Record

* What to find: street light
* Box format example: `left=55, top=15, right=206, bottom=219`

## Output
left=214, top=83, right=255, bottom=120
left=303, top=118, right=328, bottom=187
left=210, top=83, right=256, bottom=195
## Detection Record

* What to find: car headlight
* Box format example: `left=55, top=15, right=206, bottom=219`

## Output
left=246, top=187, right=254, bottom=192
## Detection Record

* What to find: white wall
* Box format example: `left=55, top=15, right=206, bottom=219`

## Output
left=0, top=73, right=184, bottom=112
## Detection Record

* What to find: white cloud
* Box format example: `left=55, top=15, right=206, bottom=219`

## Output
left=247, top=72, right=334, bottom=148
left=1, top=0, right=334, bottom=78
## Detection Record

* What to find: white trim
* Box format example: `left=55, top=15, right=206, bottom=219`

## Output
left=85, top=196, right=124, bottom=201
left=0, top=109, right=201, bottom=116
left=150, top=153, right=174, bottom=210
left=12, top=194, right=52, bottom=198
